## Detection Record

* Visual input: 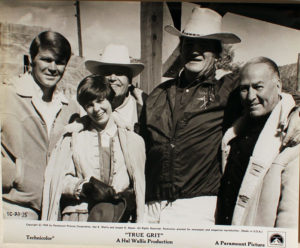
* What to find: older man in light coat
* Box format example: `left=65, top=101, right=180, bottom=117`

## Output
left=216, top=57, right=299, bottom=227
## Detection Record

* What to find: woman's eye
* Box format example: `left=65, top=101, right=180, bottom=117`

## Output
left=42, top=58, right=53, bottom=63
left=56, top=60, right=66, bottom=65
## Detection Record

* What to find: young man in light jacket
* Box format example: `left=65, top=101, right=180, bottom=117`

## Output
left=216, top=57, right=299, bottom=227
left=1, top=31, right=79, bottom=220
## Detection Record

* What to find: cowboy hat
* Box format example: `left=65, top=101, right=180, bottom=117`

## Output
left=87, top=199, right=126, bottom=222
left=165, top=6, right=241, bottom=44
left=85, top=44, right=144, bottom=77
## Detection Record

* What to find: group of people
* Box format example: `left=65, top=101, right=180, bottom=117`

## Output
left=1, top=6, right=299, bottom=227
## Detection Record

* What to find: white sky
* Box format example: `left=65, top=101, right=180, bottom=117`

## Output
left=181, top=2, right=300, bottom=66
left=0, top=1, right=299, bottom=66
left=223, top=13, right=300, bottom=66
left=0, top=1, right=140, bottom=60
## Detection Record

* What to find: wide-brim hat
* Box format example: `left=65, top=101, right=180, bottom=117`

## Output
left=87, top=199, right=126, bottom=222
left=165, top=7, right=241, bottom=44
left=85, top=44, right=144, bottom=77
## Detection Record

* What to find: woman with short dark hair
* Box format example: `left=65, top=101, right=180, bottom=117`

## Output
left=42, top=75, right=146, bottom=223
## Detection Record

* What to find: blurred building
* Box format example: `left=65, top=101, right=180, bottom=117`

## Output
left=0, top=22, right=89, bottom=99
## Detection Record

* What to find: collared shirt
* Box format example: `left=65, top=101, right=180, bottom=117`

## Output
left=31, top=80, right=67, bottom=138
left=112, top=93, right=138, bottom=130
left=173, top=72, right=217, bottom=127
left=216, top=117, right=268, bottom=225
left=1, top=73, right=79, bottom=213
left=62, top=118, right=130, bottom=214
left=144, top=72, right=239, bottom=202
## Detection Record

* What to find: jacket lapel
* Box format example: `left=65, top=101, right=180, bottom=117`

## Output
left=42, top=135, right=72, bottom=220
left=231, top=93, right=295, bottom=225
left=146, top=79, right=177, bottom=139
left=117, top=128, right=146, bottom=222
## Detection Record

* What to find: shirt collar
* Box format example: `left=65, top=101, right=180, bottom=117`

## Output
left=178, top=69, right=218, bottom=88
left=102, top=117, right=118, bottom=137
left=89, top=116, right=117, bottom=137
left=14, top=73, right=69, bottom=104
left=114, top=93, right=132, bottom=111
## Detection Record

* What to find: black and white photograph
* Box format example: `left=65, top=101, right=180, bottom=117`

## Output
left=0, top=1, right=299, bottom=247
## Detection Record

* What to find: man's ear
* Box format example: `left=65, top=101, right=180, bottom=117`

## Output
left=277, top=78, right=282, bottom=92
left=25, top=54, right=33, bottom=73
left=29, top=55, right=35, bottom=68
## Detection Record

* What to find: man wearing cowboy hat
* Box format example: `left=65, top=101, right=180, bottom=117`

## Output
left=85, top=44, right=147, bottom=132
left=142, top=6, right=300, bottom=224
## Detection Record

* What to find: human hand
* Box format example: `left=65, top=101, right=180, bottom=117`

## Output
left=80, top=177, right=116, bottom=202
left=114, top=188, right=136, bottom=212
